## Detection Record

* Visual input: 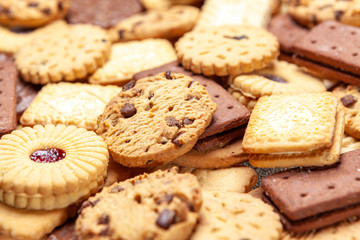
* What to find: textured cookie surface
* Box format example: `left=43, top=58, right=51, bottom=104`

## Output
left=20, top=83, right=121, bottom=130
left=110, top=6, right=199, bottom=42
left=0, top=124, right=109, bottom=210
left=243, top=92, right=338, bottom=153
left=67, top=0, right=143, bottom=29
left=0, top=0, right=69, bottom=27
left=190, top=191, right=282, bottom=240
left=176, top=25, right=279, bottom=76
left=15, top=23, right=111, bottom=84
left=89, top=39, right=177, bottom=85
left=97, top=72, right=216, bottom=167
left=75, top=168, right=202, bottom=240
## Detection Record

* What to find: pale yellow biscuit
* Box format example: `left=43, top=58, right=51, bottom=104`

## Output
left=20, top=82, right=121, bottom=130
left=227, top=87, right=258, bottom=111
left=191, top=191, right=283, bottom=240
left=175, top=25, right=279, bottom=76
left=0, top=124, right=109, bottom=210
left=15, top=23, right=111, bottom=84
left=341, top=134, right=360, bottom=154
left=89, top=39, right=177, bottom=85
left=195, top=0, right=274, bottom=29
left=249, top=109, right=345, bottom=168
left=243, top=92, right=338, bottom=154
left=110, top=6, right=199, bottom=42
left=0, top=0, right=70, bottom=27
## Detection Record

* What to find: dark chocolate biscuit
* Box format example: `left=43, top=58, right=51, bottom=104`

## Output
left=47, top=221, right=76, bottom=240
left=16, top=78, right=41, bottom=119
left=0, top=60, right=17, bottom=137
left=67, top=0, right=144, bottom=29
left=262, top=149, right=360, bottom=232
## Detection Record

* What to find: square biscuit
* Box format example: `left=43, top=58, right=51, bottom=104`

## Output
left=20, top=82, right=121, bottom=130
left=249, top=109, right=345, bottom=168
left=89, top=39, right=177, bottom=85
left=242, top=92, right=338, bottom=154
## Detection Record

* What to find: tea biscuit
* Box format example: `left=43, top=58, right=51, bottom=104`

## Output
left=173, top=137, right=249, bottom=168
left=0, top=0, right=69, bottom=27
left=15, top=23, right=111, bottom=84
left=288, top=0, right=360, bottom=28
left=0, top=201, right=74, bottom=240
left=341, top=135, right=360, bottom=154
left=67, top=0, right=143, bottom=29
left=20, top=83, right=121, bottom=130
left=75, top=168, right=202, bottom=240
left=89, top=39, right=177, bottom=85
left=190, top=191, right=282, bottom=240
left=0, top=26, right=26, bottom=53
left=110, top=6, right=199, bottom=42
left=243, top=92, right=338, bottom=153
left=332, top=85, right=360, bottom=139
left=227, top=88, right=257, bottom=111
left=0, top=124, right=109, bottom=210
left=97, top=72, right=217, bottom=167
left=175, top=25, right=279, bottom=76
left=195, top=0, right=275, bottom=29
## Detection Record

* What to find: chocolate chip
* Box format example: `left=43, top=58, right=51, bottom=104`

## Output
left=166, top=117, right=181, bottom=128
left=58, top=1, right=63, bottom=11
left=341, top=95, right=357, bottom=107
left=262, top=74, right=287, bottom=83
left=118, top=29, right=125, bottom=39
left=311, top=15, right=318, bottom=25
left=172, top=132, right=184, bottom=147
left=98, top=214, right=110, bottom=225
left=28, top=2, right=39, bottom=7
left=185, top=95, right=200, bottom=101
left=146, top=160, right=153, bottom=164
left=187, top=202, right=195, bottom=212
left=148, top=93, right=154, bottom=100
left=100, top=227, right=110, bottom=236
left=122, top=80, right=136, bottom=91
left=121, top=103, right=137, bottom=118
left=224, top=35, right=248, bottom=40
left=156, top=209, right=177, bottom=229
left=101, top=39, right=107, bottom=43
left=183, top=118, right=194, bottom=125
left=335, top=10, right=344, bottom=21
left=188, top=81, right=195, bottom=88
left=155, top=194, right=174, bottom=204
left=110, top=185, right=124, bottom=193
left=42, top=8, right=51, bottom=15
left=165, top=71, right=173, bottom=80
left=78, top=198, right=101, bottom=214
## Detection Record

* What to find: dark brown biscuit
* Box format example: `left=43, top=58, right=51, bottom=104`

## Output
left=47, top=221, right=76, bottom=240
left=0, top=52, right=14, bottom=62
left=0, top=60, right=17, bottom=137
left=16, top=78, right=41, bottom=119
left=67, top=0, right=144, bottom=29
left=268, top=14, right=308, bottom=54
left=261, top=149, right=360, bottom=232
left=292, top=21, right=360, bottom=85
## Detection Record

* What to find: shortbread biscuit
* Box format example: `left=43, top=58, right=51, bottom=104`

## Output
left=173, top=137, right=249, bottom=168
left=243, top=92, right=338, bottom=153
left=175, top=25, right=279, bottom=76
left=110, top=6, right=199, bottom=42
left=75, top=168, right=202, bottom=240
left=227, top=88, right=258, bottom=111
left=0, top=201, right=74, bottom=240
left=0, top=124, right=109, bottom=210
left=15, top=23, right=111, bottom=84
left=341, top=134, right=360, bottom=154
left=288, top=0, right=360, bottom=28
left=332, top=84, right=360, bottom=139
left=89, top=39, right=177, bottom=85
left=191, top=191, right=282, bottom=240
left=195, top=0, right=274, bottom=29
left=0, top=0, right=69, bottom=27
left=20, top=83, right=121, bottom=130
left=97, top=72, right=216, bottom=167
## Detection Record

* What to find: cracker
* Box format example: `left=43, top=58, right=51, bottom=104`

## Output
left=15, top=23, right=111, bottom=84
left=175, top=25, right=279, bottom=76
left=89, top=39, right=177, bottom=85
left=20, top=82, right=121, bottom=130
left=242, top=92, right=338, bottom=153
left=110, top=6, right=199, bottom=42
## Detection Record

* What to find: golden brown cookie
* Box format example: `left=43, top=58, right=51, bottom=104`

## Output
left=97, top=72, right=217, bottom=168
left=0, top=124, right=109, bottom=210
left=341, top=134, right=360, bottom=154
left=0, top=0, right=70, bottom=27
left=110, top=6, right=199, bottom=42
left=175, top=25, right=279, bottom=76
left=15, top=23, right=111, bottom=84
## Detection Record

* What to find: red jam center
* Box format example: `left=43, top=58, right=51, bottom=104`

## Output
left=30, top=148, right=66, bottom=163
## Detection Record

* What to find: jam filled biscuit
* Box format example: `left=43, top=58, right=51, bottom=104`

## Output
left=97, top=72, right=216, bottom=168
left=0, top=124, right=109, bottom=210
left=75, top=168, right=202, bottom=240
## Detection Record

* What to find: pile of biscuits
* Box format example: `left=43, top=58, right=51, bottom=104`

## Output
left=1, top=0, right=360, bottom=239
